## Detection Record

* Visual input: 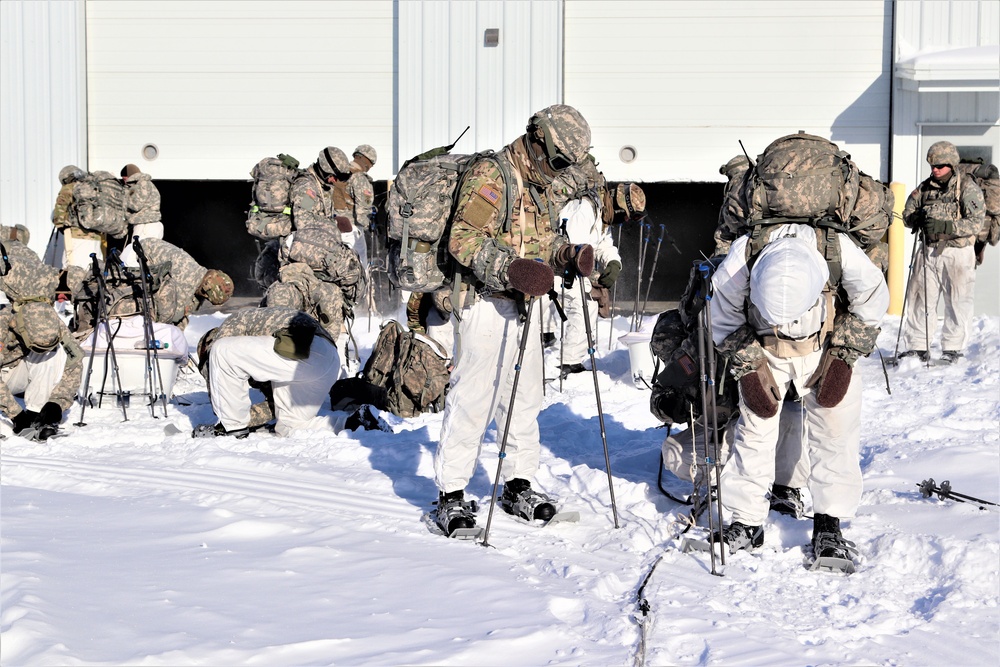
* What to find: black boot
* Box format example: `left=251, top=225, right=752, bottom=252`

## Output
left=812, top=513, right=857, bottom=560
left=435, top=490, right=476, bottom=535
left=769, top=484, right=804, bottom=518
left=501, top=478, right=557, bottom=521
left=715, top=522, right=764, bottom=553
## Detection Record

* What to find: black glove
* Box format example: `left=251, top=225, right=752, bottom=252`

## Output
left=923, top=218, right=953, bottom=237
left=37, top=401, right=63, bottom=426
left=11, top=409, right=39, bottom=434
left=507, top=258, right=555, bottom=297
left=597, top=260, right=622, bottom=288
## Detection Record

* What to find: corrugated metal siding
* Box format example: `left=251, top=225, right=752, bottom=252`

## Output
left=0, top=0, right=87, bottom=257
left=397, top=0, right=562, bottom=166
left=564, top=0, right=892, bottom=183
left=85, top=0, right=394, bottom=180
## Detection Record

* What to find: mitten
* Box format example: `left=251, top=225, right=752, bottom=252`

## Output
left=11, top=409, right=39, bottom=434
left=597, top=260, right=622, bottom=288
left=335, top=216, right=353, bottom=234
left=37, top=401, right=63, bottom=426
left=507, top=258, right=555, bottom=297
left=810, top=350, right=853, bottom=408
left=738, top=363, right=781, bottom=418
left=552, top=244, right=595, bottom=277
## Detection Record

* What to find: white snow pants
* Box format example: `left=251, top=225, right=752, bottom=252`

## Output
left=1, top=346, right=69, bottom=412
left=902, top=243, right=976, bottom=352
left=550, top=276, right=598, bottom=366
left=62, top=228, right=103, bottom=270
left=435, top=295, right=544, bottom=493
left=209, top=335, right=341, bottom=436
left=721, top=347, right=863, bottom=525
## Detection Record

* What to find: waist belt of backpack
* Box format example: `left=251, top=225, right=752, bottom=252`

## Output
left=760, top=332, right=821, bottom=358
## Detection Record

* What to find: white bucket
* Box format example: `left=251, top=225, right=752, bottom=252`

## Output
left=618, top=331, right=655, bottom=389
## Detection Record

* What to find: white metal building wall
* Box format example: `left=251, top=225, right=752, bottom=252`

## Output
left=397, top=0, right=563, bottom=164
left=85, top=0, right=395, bottom=182
left=0, top=0, right=87, bottom=257
left=563, top=0, right=892, bottom=183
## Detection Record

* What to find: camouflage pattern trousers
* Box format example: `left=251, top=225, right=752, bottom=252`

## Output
left=902, top=243, right=976, bottom=353
left=434, top=295, right=544, bottom=493
left=2, top=347, right=69, bottom=413
left=209, top=335, right=341, bottom=436
left=721, top=346, right=863, bottom=526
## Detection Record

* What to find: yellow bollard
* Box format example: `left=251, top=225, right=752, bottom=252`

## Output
left=887, top=182, right=908, bottom=315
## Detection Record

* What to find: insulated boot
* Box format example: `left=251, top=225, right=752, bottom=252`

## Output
left=899, top=350, right=929, bottom=362
left=769, top=484, right=804, bottom=518
left=435, top=489, right=477, bottom=535
left=812, top=513, right=858, bottom=561
left=542, top=332, right=557, bottom=349
left=715, top=521, right=764, bottom=553
left=500, top=478, right=557, bottom=522
left=558, top=363, right=586, bottom=378
left=941, top=350, right=963, bottom=364
left=345, top=405, right=391, bottom=432
left=192, top=422, right=250, bottom=439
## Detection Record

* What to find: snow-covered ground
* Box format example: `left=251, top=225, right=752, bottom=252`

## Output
left=2, top=308, right=998, bottom=666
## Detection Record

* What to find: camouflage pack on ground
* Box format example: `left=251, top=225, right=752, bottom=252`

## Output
left=957, top=160, right=1000, bottom=246
left=72, top=171, right=127, bottom=238
left=744, top=132, right=860, bottom=226
left=246, top=154, right=300, bottom=240
left=286, top=226, right=365, bottom=302
left=361, top=319, right=451, bottom=418
left=386, top=147, right=514, bottom=292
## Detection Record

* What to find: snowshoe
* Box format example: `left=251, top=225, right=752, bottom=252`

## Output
left=16, top=424, right=62, bottom=442
left=682, top=520, right=761, bottom=555
left=434, top=490, right=483, bottom=540
left=191, top=422, right=250, bottom=439
left=558, top=363, right=586, bottom=379
left=500, top=478, right=558, bottom=522
left=769, top=484, right=804, bottom=518
left=941, top=350, right=963, bottom=364
left=344, top=404, right=392, bottom=433
left=809, top=513, right=858, bottom=574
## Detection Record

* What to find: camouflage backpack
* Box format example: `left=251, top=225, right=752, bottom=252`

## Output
left=386, top=132, right=515, bottom=292
left=286, top=225, right=365, bottom=302
left=362, top=319, right=451, bottom=418
left=245, top=154, right=300, bottom=240
left=744, top=132, right=860, bottom=227
left=0, top=241, right=60, bottom=303
left=71, top=171, right=127, bottom=238
left=957, top=160, right=1000, bottom=247
left=846, top=172, right=895, bottom=270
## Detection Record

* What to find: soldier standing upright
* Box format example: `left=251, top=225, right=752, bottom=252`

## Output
left=899, top=141, right=986, bottom=363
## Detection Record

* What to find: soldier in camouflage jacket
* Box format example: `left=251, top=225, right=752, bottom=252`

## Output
left=195, top=307, right=340, bottom=438
left=262, top=262, right=347, bottom=341
left=899, top=141, right=986, bottom=362
left=119, top=165, right=164, bottom=265
left=432, top=104, right=598, bottom=536
left=341, top=144, right=377, bottom=270
left=0, top=303, right=84, bottom=439
left=51, top=165, right=104, bottom=269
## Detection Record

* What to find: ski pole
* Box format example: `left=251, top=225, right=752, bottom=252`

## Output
left=579, top=277, right=620, bottom=528
left=481, top=296, right=538, bottom=548
left=698, top=261, right=725, bottom=570
left=889, top=234, right=922, bottom=364
left=632, top=221, right=652, bottom=332
left=132, top=238, right=168, bottom=417
left=608, top=223, right=623, bottom=351
left=918, top=479, right=999, bottom=507
left=539, top=301, right=547, bottom=398
left=920, top=229, right=932, bottom=366
left=694, top=287, right=720, bottom=576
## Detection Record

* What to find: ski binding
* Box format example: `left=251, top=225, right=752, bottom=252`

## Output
left=809, top=555, right=856, bottom=574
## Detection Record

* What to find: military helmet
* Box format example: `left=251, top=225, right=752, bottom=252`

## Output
left=58, top=165, right=85, bottom=185
left=926, top=141, right=961, bottom=170
left=719, top=155, right=750, bottom=179
left=316, top=146, right=350, bottom=179
left=528, top=104, right=591, bottom=171
left=749, top=236, right=829, bottom=327
left=199, top=269, right=234, bottom=305
left=353, top=144, right=377, bottom=166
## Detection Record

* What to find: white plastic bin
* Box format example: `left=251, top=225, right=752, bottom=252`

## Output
left=78, top=316, right=189, bottom=406
left=618, top=331, right=655, bottom=389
